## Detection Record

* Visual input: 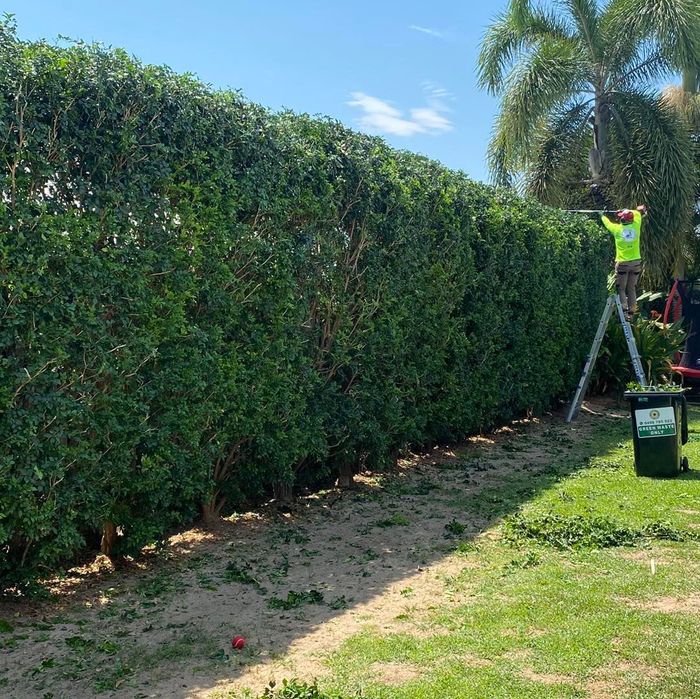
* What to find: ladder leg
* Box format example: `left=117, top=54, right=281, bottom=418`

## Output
left=566, top=297, right=615, bottom=423
left=614, top=295, right=647, bottom=386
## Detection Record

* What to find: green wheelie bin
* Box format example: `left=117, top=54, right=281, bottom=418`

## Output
left=623, top=390, right=689, bottom=477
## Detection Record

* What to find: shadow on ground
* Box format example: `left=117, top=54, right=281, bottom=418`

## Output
left=0, top=399, right=631, bottom=698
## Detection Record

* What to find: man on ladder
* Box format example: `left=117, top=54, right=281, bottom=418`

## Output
left=566, top=205, right=649, bottom=422
left=601, top=205, right=648, bottom=320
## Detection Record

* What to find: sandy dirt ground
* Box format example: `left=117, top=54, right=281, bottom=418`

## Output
left=0, top=400, right=617, bottom=698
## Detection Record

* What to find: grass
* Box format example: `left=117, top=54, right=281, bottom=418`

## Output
left=252, top=408, right=700, bottom=699
left=7, top=404, right=700, bottom=699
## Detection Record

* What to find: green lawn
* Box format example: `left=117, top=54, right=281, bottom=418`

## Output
left=250, top=409, right=700, bottom=699
left=4, top=405, right=700, bottom=699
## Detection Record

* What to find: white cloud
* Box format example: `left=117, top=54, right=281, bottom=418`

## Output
left=409, top=25, right=444, bottom=39
left=347, top=84, right=454, bottom=138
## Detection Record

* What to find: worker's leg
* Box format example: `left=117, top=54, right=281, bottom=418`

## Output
left=626, top=260, right=642, bottom=316
left=615, top=262, right=631, bottom=313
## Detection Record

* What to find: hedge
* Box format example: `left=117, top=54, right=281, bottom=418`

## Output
left=0, top=20, right=609, bottom=589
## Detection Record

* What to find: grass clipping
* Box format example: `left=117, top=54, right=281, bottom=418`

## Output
left=503, top=513, right=697, bottom=550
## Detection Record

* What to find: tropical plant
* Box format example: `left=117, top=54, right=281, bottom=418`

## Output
left=478, top=0, right=700, bottom=283
left=663, top=63, right=700, bottom=273
left=591, top=317, right=686, bottom=397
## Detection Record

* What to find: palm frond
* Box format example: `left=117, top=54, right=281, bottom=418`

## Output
left=604, top=0, right=700, bottom=71
left=525, top=100, right=593, bottom=204
left=611, top=42, right=676, bottom=91
left=503, top=38, right=588, bottom=140
left=487, top=119, right=517, bottom=188
left=608, top=89, right=695, bottom=283
left=558, top=0, right=602, bottom=61
left=477, top=0, right=575, bottom=94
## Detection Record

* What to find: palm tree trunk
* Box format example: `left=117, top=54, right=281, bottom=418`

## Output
left=682, top=68, right=699, bottom=94
left=590, top=89, right=610, bottom=185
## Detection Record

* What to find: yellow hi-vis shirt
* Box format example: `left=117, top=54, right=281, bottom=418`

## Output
left=601, top=210, right=642, bottom=262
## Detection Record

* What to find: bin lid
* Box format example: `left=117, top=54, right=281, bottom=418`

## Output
left=623, top=389, right=687, bottom=399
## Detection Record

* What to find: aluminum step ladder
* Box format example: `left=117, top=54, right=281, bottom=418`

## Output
left=566, top=294, right=647, bottom=422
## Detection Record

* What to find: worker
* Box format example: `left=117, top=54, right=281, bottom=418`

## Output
left=601, top=205, right=647, bottom=319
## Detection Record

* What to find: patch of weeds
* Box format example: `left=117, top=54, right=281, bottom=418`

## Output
left=589, top=457, right=624, bottom=470
left=455, top=540, right=479, bottom=555
left=65, top=635, right=95, bottom=652
left=97, top=640, right=119, bottom=655
left=504, top=513, right=638, bottom=549
left=58, top=659, right=87, bottom=681
left=1, top=635, right=19, bottom=650
left=0, top=619, right=14, bottom=633
left=278, top=528, right=310, bottom=545
left=208, top=648, right=230, bottom=664
left=92, top=658, right=133, bottom=693
left=361, top=548, right=379, bottom=562
left=329, top=595, right=349, bottom=610
left=444, top=518, right=467, bottom=537
left=260, top=678, right=349, bottom=698
left=269, top=555, right=290, bottom=581
left=31, top=620, right=53, bottom=631
left=135, top=573, right=178, bottom=600
left=27, top=658, right=55, bottom=676
left=386, top=477, right=439, bottom=496
left=223, top=561, right=259, bottom=586
left=435, top=460, right=469, bottom=471
left=186, top=553, right=215, bottom=571
left=501, top=441, right=525, bottom=453
left=375, top=513, right=409, bottom=528
left=197, top=573, right=219, bottom=591
left=642, top=521, right=694, bottom=542
left=504, top=513, right=697, bottom=550
left=504, top=550, right=541, bottom=571
left=267, top=589, right=324, bottom=610
left=400, top=587, right=414, bottom=597
left=119, top=606, right=141, bottom=621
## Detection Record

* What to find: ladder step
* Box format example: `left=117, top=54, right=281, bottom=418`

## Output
left=566, top=295, right=647, bottom=422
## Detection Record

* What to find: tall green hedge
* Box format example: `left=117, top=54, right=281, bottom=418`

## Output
left=0, top=21, right=608, bottom=589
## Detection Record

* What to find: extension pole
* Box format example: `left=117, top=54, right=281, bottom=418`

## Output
left=563, top=209, right=608, bottom=214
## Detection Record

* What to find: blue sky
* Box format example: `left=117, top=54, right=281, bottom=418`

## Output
left=5, top=1, right=507, bottom=183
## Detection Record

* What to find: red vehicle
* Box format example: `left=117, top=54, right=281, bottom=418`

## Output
left=664, top=280, right=700, bottom=386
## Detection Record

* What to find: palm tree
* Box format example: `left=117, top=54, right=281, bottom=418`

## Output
left=479, top=0, right=700, bottom=283
left=663, top=64, right=700, bottom=273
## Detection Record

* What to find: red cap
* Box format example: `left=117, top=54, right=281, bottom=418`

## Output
left=618, top=209, right=634, bottom=224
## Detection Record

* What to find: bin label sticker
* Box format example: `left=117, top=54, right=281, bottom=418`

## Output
left=636, top=407, right=676, bottom=438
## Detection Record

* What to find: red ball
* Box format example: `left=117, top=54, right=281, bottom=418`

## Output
left=231, top=635, right=245, bottom=650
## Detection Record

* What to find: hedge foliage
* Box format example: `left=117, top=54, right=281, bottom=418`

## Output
left=0, top=21, right=609, bottom=589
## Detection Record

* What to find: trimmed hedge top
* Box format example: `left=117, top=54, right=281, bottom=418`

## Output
left=0, top=20, right=608, bottom=589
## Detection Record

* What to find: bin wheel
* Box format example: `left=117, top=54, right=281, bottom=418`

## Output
left=682, top=457, right=690, bottom=473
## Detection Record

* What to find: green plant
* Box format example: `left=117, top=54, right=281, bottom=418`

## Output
left=0, top=17, right=609, bottom=590
left=503, top=512, right=696, bottom=550
left=222, top=562, right=258, bottom=586
left=267, top=590, right=324, bottom=610
left=592, top=316, right=686, bottom=396
left=444, top=519, right=467, bottom=537
left=479, top=0, right=700, bottom=283
left=375, top=514, right=410, bottom=528
left=260, top=679, right=351, bottom=699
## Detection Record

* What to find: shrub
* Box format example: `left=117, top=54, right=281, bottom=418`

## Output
left=591, top=317, right=686, bottom=396
left=0, top=19, right=608, bottom=589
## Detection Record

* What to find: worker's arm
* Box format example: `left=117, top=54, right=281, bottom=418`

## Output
left=601, top=214, right=621, bottom=234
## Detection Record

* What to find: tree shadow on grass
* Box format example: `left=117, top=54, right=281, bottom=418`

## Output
left=0, top=400, right=637, bottom=698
